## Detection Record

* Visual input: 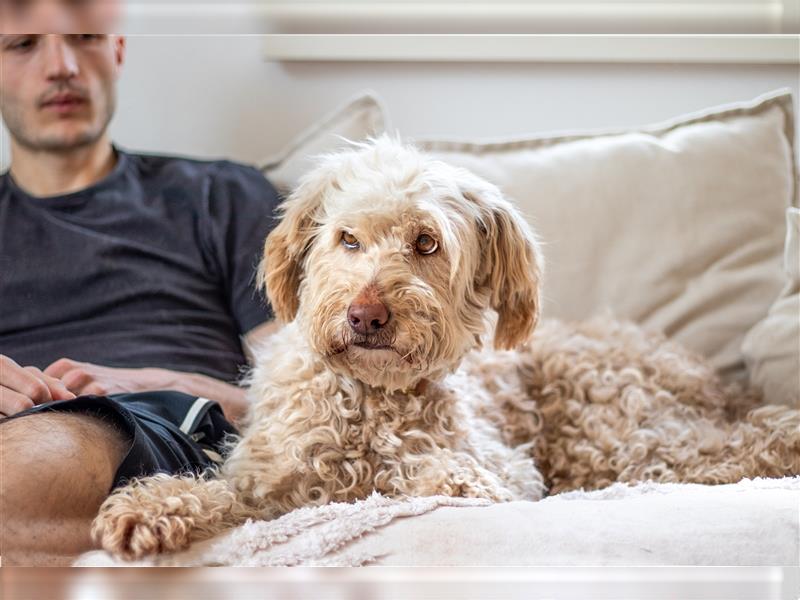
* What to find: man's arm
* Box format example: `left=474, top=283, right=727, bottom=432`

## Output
left=173, top=322, right=280, bottom=424
left=42, top=321, right=280, bottom=427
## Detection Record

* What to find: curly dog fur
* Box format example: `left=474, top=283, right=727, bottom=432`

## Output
left=93, top=137, right=800, bottom=560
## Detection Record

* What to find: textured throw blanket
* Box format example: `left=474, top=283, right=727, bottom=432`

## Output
left=76, top=477, right=800, bottom=566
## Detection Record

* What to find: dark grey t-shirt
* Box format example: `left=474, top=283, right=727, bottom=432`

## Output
left=0, top=149, right=280, bottom=382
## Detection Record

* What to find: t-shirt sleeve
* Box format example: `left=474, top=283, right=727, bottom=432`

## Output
left=205, top=162, right=282, bottom=335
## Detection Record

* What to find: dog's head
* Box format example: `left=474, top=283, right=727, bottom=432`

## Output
left=259, top=136, right=542, bottom=391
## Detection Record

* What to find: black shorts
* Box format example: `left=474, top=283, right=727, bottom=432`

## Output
left=6, top=391, right=239, bottom=490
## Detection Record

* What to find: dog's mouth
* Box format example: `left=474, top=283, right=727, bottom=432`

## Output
left=327, top=328, right=413, bottom=362
left=354, top=341, right=394, bottom=351
left=346, top=332, right=398, bottom=353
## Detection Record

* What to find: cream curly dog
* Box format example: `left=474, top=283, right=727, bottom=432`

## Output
left=93, top=137, right=800, bottom=560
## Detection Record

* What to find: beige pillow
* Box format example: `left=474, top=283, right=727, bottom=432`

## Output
left=414, top=90, right=797, bottom=378
left=742, top=207, right=800, bottom=406
left=261, top=91, right=388, bottom=193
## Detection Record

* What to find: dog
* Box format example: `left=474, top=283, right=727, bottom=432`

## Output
left=93, top=136, right=800, bottom=560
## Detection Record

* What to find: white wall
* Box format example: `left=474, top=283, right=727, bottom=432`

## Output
left=2, top=35, right=799, bottom=170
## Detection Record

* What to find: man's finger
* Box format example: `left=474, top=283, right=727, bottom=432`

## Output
left=82, top=383, right=109, bottom=396
left=24, top=366, right=76, bottom=401
left=0, top=362, right=53, bottom=405
left=43, top=357, right=83, bottom=379
left=0, top=387, right=35, bottom=417
left=60, top=368, right=94, bottom=394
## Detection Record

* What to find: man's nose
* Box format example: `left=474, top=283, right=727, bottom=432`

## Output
left=347, top=301, right=390, bottom=335
left=42, top=35, right=79, bottom=82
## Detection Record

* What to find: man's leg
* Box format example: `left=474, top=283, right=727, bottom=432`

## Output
left=0, top=412, right=128, bottom=566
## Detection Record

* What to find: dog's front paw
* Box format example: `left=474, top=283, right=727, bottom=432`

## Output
left=91, top=489, right=195, bottom=561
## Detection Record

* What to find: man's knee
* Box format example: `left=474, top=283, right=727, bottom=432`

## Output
left=0, top=412, right=129, bottom=518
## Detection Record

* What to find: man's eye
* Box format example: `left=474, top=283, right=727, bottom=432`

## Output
left=73, top=34, right=104, bottom=43
left=415, top=234, right=439, bottom=255
left=5, top=36, right=36, bottom=52
left=341, top=231, right=360, bottom=250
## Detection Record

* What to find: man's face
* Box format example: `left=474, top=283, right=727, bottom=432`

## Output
left=0, top=35, right=125, bottom=152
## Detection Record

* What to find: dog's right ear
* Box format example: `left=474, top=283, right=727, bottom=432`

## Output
left=258, top=168, right=333, bottom=322
left=459, top=172, right=543, bottom=350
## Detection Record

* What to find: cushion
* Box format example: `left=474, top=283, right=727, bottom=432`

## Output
left=360, top=479, right=800, bottom=566
left=413, top=89, right=797, bottom=378
left=75, top=477, right=800, bottom=566
left=742, top=207, right=800, bottom=406
left=260, top=91, right=388, bottom=193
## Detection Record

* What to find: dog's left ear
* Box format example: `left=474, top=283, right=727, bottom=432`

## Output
left=462, top=175, right=543, bottom=350
left=258, top=166, right=332, bottom=322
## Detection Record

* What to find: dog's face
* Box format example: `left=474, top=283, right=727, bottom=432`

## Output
left=260, top=137, right=542, bottom=391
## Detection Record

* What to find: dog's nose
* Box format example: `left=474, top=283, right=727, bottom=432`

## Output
left=348, top=302, right=390, bottom=335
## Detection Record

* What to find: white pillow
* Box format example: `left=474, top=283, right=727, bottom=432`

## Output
left=414, top=90, right=797, bottom=378
left=261, top=91, right=388, bottom=193
left=742, top=207, right=800, bottom=407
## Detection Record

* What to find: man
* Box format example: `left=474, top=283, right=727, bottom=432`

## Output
left=0, top=33, right=280, bottom=565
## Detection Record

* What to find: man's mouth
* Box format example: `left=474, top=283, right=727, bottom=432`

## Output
left=41, top=94, right=88, bottom=113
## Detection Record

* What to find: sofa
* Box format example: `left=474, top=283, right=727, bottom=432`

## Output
left=77, top=89, right=800, bottom=568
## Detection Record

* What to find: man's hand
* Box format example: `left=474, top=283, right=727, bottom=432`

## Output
left=0, top=355, right=76, bottom=418
left=44, top=358, right=249, bottom=426
left=43, top=358, right=169, bottom=397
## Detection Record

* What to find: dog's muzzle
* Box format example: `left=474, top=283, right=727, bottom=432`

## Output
left=347, top=300, right=391, bottom=336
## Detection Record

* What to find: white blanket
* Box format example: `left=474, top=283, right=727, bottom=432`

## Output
left=76, top=477, right=800, bottom=566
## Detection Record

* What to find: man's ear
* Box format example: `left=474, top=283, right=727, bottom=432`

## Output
left=462, top=174, right=543, bottom=350
left=258, top=168, right=332, bottom=323
left=113, top=35, right=126, bottom=71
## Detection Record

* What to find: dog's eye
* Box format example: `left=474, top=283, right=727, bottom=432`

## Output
left=341, top=231, right=360, bottom=250
left=415, top=234, right=438, bottom=255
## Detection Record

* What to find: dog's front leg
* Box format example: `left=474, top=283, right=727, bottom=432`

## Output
left=91, top=471, right=271, bottom=561
left=92, top=417, right=309, bottom=560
